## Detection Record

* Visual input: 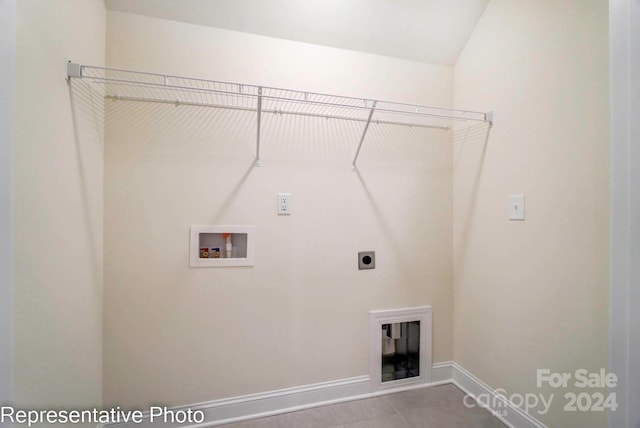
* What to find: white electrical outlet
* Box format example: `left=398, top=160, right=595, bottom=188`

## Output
left=278, top=193, right=291, bottom=215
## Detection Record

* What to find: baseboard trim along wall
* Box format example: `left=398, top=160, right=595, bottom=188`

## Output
left=451, top=363, right=548, bottom=428
left=103, top=362, right=546, bottom=427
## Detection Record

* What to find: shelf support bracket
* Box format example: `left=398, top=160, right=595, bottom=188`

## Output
left=485, top=110, right=494, bottom=126
left=66, top=61, right=82, bottom=80
left=256, top=87, right=263, bottom=167
left=352, top=101, right=377, bottom=171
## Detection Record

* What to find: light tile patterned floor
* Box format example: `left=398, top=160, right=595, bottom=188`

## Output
left=221, top=384, right=506, bottom=427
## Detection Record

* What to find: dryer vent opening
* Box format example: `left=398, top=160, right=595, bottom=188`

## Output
left=369, top=307, right=432, bottom=391
left=381, top=321, right=420, bottom=382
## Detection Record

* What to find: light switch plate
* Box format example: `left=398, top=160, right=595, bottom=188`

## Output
left=509, top=194, right=525, bottom=220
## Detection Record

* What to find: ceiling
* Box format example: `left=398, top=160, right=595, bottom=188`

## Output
left=104, top=0, right=489, bottom=66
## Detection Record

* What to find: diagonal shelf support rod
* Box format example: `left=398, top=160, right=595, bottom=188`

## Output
left=256, top=87, right=263, bottom=167
left=352, top=101, right=377, bottom=171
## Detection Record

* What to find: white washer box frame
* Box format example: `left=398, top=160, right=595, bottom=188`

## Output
left=190, top=225, right=256, bottom=267
left=369, top=306, right=432, bottom=391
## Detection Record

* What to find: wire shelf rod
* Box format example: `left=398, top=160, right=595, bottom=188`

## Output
left=104, top=94, right=451, bottom=131
left=92, top=78, right=383, bottom=116
left=83, top=64, right=377, bottom=105
left=98, top=78, right=479, bottom=124
left=82, top=65, right=252, bottom=93
left=373, top=107, right=486, bottom=122
left=89, top=78, right=259, bottom=101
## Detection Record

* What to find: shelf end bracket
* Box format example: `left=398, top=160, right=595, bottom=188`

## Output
left=486, top=110, right=494, bottom=126
left=66, top=61, right=82, bottom=81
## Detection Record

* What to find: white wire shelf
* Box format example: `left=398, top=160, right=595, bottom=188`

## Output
left=66, top=62, right=493, bottom=169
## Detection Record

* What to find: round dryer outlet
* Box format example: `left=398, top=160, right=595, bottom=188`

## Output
left=358, top=251, right=375, bottom=270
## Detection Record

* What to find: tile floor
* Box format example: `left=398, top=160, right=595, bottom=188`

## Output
left=220, top=384, right=506, bottom=427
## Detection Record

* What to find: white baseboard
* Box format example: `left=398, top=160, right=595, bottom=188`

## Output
left=451, top=363, right=548, bottom=428
left=105, top=376, right=370, bottom=428
left=104, top=363, right=454, bottom=427
left=104, top=362, right=547, bottom=428
left=432, top=361, right=453, bottom=384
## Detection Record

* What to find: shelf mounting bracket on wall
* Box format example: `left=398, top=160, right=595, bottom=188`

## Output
left=485, top=110, right=494, bottom=126
left=256, top=87, right=263, bottom=167
left=352, top=100, right=377, bottom=171
left=65, top=60, right=82, bottom=80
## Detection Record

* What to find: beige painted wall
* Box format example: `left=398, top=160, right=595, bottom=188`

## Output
left=14, top=0, right=105, bottom=418
left=453, top=1, right=609, bottom=427
left=0, top=0, right=16, bottom=405
left=104, top=12, right=454, bottom=408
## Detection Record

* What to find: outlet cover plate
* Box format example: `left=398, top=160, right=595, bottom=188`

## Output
left=278, top=193, right=291, bottom=215
left=358, top=251, right=376, bottom=270
left=509, top=194, right=525, bottom=220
